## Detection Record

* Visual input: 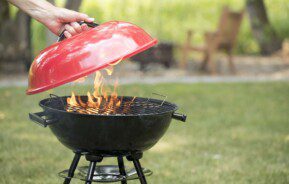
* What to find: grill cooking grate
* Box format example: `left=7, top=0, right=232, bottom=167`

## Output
left=44, top=95, right=177, bottom=116
left=64, top=96, right=176, bottom=115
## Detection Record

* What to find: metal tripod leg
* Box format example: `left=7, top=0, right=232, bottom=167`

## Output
left=84, top=155, right=103, bottom=184
left=127, top=152, right=147, bottom=184
left=117, top=156, right=127, bottom=184
left=132, top=158, right=147, bottom=184
left=63, top=152, right=81, bottom=184
left=85, top=161, right=96, bottom=184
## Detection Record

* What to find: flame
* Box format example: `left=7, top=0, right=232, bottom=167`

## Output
left=105, top=66, right=114, bottom=76
left=77, top=96, right=87, bottom=107
left=66, top=64, right=131, bottom=115
left=74, top=76, right=87, bottom=83
left=87, top=91, right=95, bottom=108
left=93, top=71, right=102, bottom=97
left=67, top=92, right=78, bottom=106
left=109, top=58, right=123, bottom=66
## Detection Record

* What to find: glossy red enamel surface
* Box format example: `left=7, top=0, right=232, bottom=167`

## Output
left=26, top=21, right=157, bottom=95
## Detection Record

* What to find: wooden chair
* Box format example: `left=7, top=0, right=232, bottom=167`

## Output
left=181, top=7, right=244, bottom=74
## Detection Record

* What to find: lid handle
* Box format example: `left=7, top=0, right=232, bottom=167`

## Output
left=57, top=21, right=99, bottom=42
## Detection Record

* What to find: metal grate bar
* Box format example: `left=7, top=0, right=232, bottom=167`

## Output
left=64, top=96, right=175, bottom=115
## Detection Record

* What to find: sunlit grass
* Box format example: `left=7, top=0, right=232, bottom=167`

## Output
left=0, top=82, right=289, bottom=183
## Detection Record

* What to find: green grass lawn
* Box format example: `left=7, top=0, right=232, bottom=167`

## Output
left=0, top=82, right=289, bottom=184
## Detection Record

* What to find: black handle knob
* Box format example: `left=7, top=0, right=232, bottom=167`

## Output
left=172, top=113, right=187, bottom=122
left=57, top=21, right=99, bottom=42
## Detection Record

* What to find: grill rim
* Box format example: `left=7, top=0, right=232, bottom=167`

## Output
left=39, top=95, right=178, bottom=117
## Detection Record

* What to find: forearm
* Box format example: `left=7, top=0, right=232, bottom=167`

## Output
left=7, top=0, right=56, bottom=22
left=7, top=0, right=93, bottom=36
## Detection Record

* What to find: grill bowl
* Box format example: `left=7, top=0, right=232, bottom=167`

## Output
left=33, top=96, right=180, bottom=156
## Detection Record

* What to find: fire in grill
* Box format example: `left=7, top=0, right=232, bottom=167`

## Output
left=65, top=96, right=174, bottom=115
left=65, top=67, right=175, bottom=116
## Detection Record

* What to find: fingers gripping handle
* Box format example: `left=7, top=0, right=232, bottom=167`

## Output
left=58, top=21, right=99, bottom=42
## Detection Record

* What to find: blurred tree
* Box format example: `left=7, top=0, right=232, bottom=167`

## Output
left=0, top=0, right=32, bottom=72
left=246, top=0, right=282, bottom=55
left=0, top=0, right=9, bottom=23
left=65, top=0, right=83, bottom=11
left=0, top=0, right=83, bottom=72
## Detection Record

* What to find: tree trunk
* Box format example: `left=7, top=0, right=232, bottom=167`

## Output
left=0, top=0, right=10, bottom=60
left=65, top=0, right=83, bottom=11
left=246, top=0, right=282, bottom=55
left=16, top=10, right=32, bottom=71
left=0, top=0, right=9, bottom=24
left=0, top=0, right=32, bottom=72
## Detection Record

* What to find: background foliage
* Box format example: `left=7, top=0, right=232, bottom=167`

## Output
left=31, top=0, right=289, bottom=55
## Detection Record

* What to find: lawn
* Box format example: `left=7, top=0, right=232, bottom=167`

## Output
left=0, top=82, right=289, bottom=184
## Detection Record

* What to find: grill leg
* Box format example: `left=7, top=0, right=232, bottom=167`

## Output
left=117, top=156, right=127, bottom=184
left=63, top=152, right=81, bottom=184
left=133, top=159, right=147, bottom=184
left=84, top=155, right=103, bottom=184
left=85, top=161, right=96, bottom=184
left=127, top=153, right=147, bottom=184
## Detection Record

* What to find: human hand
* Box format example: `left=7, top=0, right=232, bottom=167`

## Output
left=8, top=0, right=95, bottom=38
left=42, top=7, right=95, bottom=38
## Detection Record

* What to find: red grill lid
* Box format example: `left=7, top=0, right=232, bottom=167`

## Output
left=26, top=21, right=157, bottom=95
